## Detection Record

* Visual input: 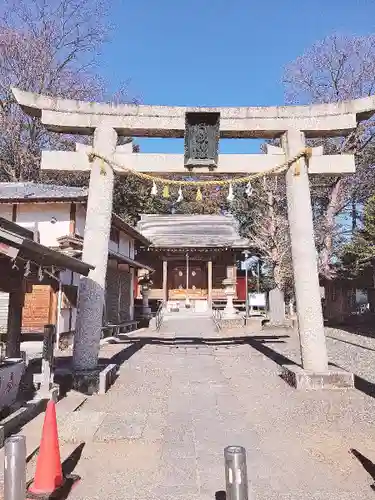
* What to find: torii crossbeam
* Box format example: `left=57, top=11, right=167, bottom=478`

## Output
left=13, top=87, right=374, bottom=393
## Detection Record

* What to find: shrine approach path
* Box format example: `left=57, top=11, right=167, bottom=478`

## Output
left=64, top=312, right=375, bottom=500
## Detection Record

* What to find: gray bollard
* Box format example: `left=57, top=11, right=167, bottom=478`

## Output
left=4, top=435, right=26, bottom=500
left=224, top=446, right=249, bottom=500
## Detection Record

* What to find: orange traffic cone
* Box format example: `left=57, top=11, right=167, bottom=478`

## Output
left=28, top=400, right=63, bottom=495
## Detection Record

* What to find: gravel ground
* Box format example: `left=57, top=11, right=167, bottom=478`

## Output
left=53, top=318, right=375, bottom=500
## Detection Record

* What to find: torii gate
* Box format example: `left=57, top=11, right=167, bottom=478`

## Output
left=13, top=87, right=371, bottom=393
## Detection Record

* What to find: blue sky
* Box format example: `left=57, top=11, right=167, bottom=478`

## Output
left=98, top=0, right=375, bottom=153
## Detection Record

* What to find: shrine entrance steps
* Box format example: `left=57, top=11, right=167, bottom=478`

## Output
left=161, top=304, right=213, bottom=334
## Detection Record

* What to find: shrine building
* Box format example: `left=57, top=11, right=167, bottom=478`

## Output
left=136, top=214, right=250, bottom=309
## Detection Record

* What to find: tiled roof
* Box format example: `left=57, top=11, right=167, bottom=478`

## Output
left=0, top=182, right=88, bottom=201
left=136, top=214, right=249, bottom=248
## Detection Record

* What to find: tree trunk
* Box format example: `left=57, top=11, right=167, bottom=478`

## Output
left=273, top=260, right=284, bottom=291
left=320, top=179, right=342, bottom=278
left=351, top=196, right=357, bottom=232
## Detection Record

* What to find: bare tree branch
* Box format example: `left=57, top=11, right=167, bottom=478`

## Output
left=283, top=33, right=375, bottom=278
left=0, top=0, right=135, bottom=181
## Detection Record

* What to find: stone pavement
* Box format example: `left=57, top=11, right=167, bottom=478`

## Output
left=56, top=315, right=375, bottom=500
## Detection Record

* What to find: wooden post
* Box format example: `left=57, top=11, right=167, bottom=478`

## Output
left=40, top=324, right=56, bottom=395
left=207, top=260, right=213, bottom=307
left=162, top=260, right=168, bottom=303
left=6, top=282, right=25, bottom=358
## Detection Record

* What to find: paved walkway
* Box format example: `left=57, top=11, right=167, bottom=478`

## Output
left=57, top=315, right=375, bottom=499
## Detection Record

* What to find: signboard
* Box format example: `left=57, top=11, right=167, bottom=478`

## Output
left=0, top=243, right=19, bottom=259
left=241, top=256, right=260, bottom=271
left=0, top=360, right=25, bottom=411
left=249, top=293, right=266, bottom=307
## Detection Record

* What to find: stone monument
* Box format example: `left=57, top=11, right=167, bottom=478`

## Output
left=12, top=87, right=367, bottom=391
left=268, top=288, right=287, bottom=326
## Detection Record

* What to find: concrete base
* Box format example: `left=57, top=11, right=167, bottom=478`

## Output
left=221, top=317, right=244, bottom=329
left=281, top=364, right=354, bottom=390
left=99, top=363, right=118, bottom=395
left=72, top=369, right=100, bottom=395
left=262, top=318, right=295, bottom=329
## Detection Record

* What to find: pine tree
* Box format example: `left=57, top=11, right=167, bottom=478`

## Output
left=340, top=195, right=375, bottom=275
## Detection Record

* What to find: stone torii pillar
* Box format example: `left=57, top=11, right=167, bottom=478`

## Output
left=283, top=130, right=329, bottom=373
left=13, top=87, right=374, bottom=391
left=72, top=126, right=118, bottom=392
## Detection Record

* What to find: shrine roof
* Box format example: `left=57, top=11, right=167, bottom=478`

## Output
left=0, top=182, right=88, bottom=202
left=137, top=214, right=249, bottom=249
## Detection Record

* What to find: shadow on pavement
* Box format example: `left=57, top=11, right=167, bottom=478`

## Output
left=326, top=335, right=375, bottom=353
left=328, top=319, right=375, bottom=340
left=117, top=334, right=290, bottom=346
left=27, top=443, right=84, bottom=500
left=56, top=442, right=85, bottom=500
left=329, top=360, right=375, bottom=399
left=114, top=334, right=295, bottom=367
left=54, top=335, right=295, bottom=396
left=246, top=336, right=296, bottom=366
left=350, top=448, right=375, bottom=491
left=353, top=374, right=375, bottom=400
left=103, top=340, right=147, bottom=366
left=62, top=442, right=85, bottom=476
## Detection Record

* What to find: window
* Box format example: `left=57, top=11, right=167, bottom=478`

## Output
left=110, top=227, right=119, bottom=245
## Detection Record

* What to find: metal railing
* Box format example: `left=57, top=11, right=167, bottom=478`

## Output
left=212, top=305, right=223, bottom=332
left=155, top=301, right=165, bottom=332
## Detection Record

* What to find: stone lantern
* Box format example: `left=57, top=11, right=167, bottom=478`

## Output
left=222, top=266, right=238, bottom=319
left=138, top=273, right=153, bottom=319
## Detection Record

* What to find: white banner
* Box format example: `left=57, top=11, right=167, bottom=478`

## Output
left=0, top=243, right=19, bottom=259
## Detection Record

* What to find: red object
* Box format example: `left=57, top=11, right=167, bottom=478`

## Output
left=28, top=401, right=63, bottom=495
left=237, top=276, right=246, bottom=301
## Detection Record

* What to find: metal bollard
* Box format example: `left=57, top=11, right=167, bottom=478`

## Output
left=224, top=446, right=249, bottom=500
left=4, top=435, right=26, bottom=500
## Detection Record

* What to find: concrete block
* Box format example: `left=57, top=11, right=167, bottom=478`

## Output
left=262, top=318, right=295, bottom=329
left=0, top=398, right=46, bottom=447
left=99, top=364, right=118, bottom=395
left=281, top=364, right=354, bottom=390
left=72, top=369, right=100, bottom=395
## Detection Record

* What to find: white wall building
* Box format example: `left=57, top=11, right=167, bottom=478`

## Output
left=0, top=182, right=151, bottom=338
